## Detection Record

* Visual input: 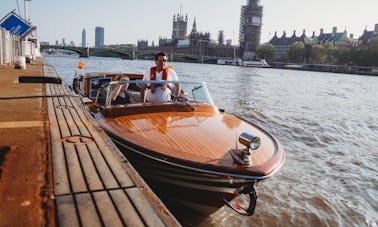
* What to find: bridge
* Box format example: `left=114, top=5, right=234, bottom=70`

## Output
left=40, top=45, right=219, bottom=63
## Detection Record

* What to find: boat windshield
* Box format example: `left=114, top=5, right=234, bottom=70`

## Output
left=92, top=79, right=214, bottom=108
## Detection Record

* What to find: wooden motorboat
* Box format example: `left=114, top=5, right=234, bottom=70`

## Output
left=72, top=72, right=285, bottom=216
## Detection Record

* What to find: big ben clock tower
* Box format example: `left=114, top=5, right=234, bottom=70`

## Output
left=239, top=0, right=263, bottom=60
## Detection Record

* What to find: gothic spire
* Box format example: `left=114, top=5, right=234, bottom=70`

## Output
left=192, top=17, right=197, bottom=33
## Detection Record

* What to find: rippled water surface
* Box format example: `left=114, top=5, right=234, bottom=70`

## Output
left=46, top=55, right=378, bottom=227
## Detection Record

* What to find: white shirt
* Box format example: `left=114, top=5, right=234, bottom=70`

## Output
left=143, top=68, right=179, bottom=102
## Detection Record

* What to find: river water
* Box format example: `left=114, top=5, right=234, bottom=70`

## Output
left=45, top=55, right=377, bottom=227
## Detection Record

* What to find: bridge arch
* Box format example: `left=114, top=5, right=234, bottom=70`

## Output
left=89, top=50, right=132, bottom=59
left=40, top=45, right=87, bottom=57
left=39, top=45, right=218, bottom=63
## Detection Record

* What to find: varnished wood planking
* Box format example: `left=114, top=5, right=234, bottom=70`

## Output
left=115, top=114, right=223, bottom=157
left=104, top=111, right=276, bottom=166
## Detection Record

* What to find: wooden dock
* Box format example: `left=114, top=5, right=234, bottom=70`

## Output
left=0, top=60, right=180, bottom=226
left=43, top=64, right=180, bottom=226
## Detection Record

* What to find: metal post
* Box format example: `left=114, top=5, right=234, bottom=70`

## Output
left=24, top=0, right=31, bottom=22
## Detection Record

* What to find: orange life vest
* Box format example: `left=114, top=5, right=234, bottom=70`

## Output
left=149, top=66, right=173, bottom=92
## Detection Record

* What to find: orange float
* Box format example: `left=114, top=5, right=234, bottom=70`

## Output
left=77, top=62, right=85, bottom=69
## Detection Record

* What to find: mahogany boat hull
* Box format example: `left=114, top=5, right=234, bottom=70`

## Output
left=108, top=132, right=258, bottom=213
left=98, top=105, right=285, bottom=214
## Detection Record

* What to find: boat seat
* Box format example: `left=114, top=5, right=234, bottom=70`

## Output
left=128, top=90, right=142, bottom=103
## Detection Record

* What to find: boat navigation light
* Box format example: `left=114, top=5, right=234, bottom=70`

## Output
left=239, top=132, right=260, bottom=150
left=229, top=132, right=261, bottom=166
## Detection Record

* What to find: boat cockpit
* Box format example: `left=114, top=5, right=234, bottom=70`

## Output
left=73, top=73, right=216, bottom=117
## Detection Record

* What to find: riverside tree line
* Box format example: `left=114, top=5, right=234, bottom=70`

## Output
left=256, top=37, right=378, bottom=67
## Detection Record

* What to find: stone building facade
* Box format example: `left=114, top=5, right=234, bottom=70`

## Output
left=172, top=13, right=188, bottom=40
left=269, top=30, right=317, bottom=62
left=358, top=24, right=378, bottom=49
left=317, top=27, right=357, bottom=50
left=269, top=27, right=358, bottom=62
left=137, top=14, right=239, bottom=59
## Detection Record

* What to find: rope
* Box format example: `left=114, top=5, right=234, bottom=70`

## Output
left=0, top=94, right=80, bottom=100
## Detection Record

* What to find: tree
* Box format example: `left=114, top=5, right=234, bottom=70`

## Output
left=256, top=43, right=274, bottom=60
left=366, top=37, right=378, bottom=66
left=323, top=42, right=337, bottom=63
left=350, top=48, right=364, bottom=66
left=288, top=41, right=305, bottom=63
left=311, top=44, right=325, bottom=64
left=335, top=49, right=351, bottom=65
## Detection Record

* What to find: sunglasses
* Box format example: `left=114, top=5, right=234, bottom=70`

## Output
left=157, top=59, right=167, bottom=63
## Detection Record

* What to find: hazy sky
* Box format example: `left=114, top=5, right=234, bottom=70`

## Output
left=1, top=0, right=377, bottom=46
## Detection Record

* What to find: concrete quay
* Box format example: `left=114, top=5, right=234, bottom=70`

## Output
left=0, top=59, right=180, bottom=226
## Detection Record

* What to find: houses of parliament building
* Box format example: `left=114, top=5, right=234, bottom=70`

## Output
left=138, top=0, right=263, bottom=60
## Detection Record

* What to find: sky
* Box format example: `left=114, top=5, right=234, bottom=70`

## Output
left=1, top=0, right=377, bottom=47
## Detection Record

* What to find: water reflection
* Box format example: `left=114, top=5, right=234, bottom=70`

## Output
left=222, top=114, right=241, bottom=129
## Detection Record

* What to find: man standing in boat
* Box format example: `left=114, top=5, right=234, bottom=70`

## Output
left=141, top=52, right=179, bottom=102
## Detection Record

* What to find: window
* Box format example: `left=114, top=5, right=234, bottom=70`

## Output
left=89, top=77, right=112, bottom=99
left=251, top=16, right=261, bottom=26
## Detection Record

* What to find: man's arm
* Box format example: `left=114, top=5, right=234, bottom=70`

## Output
left=170, top=69, right=180, bottom=97
left=140, top=84, right=147, bottom=102
left=140, top=71, right=149, bottom=103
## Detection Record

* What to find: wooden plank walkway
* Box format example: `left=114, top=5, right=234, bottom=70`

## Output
left=43, top=65, right=180, bottom=227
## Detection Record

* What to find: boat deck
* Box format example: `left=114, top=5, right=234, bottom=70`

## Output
left=43, top=65, right=179, bottom=226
